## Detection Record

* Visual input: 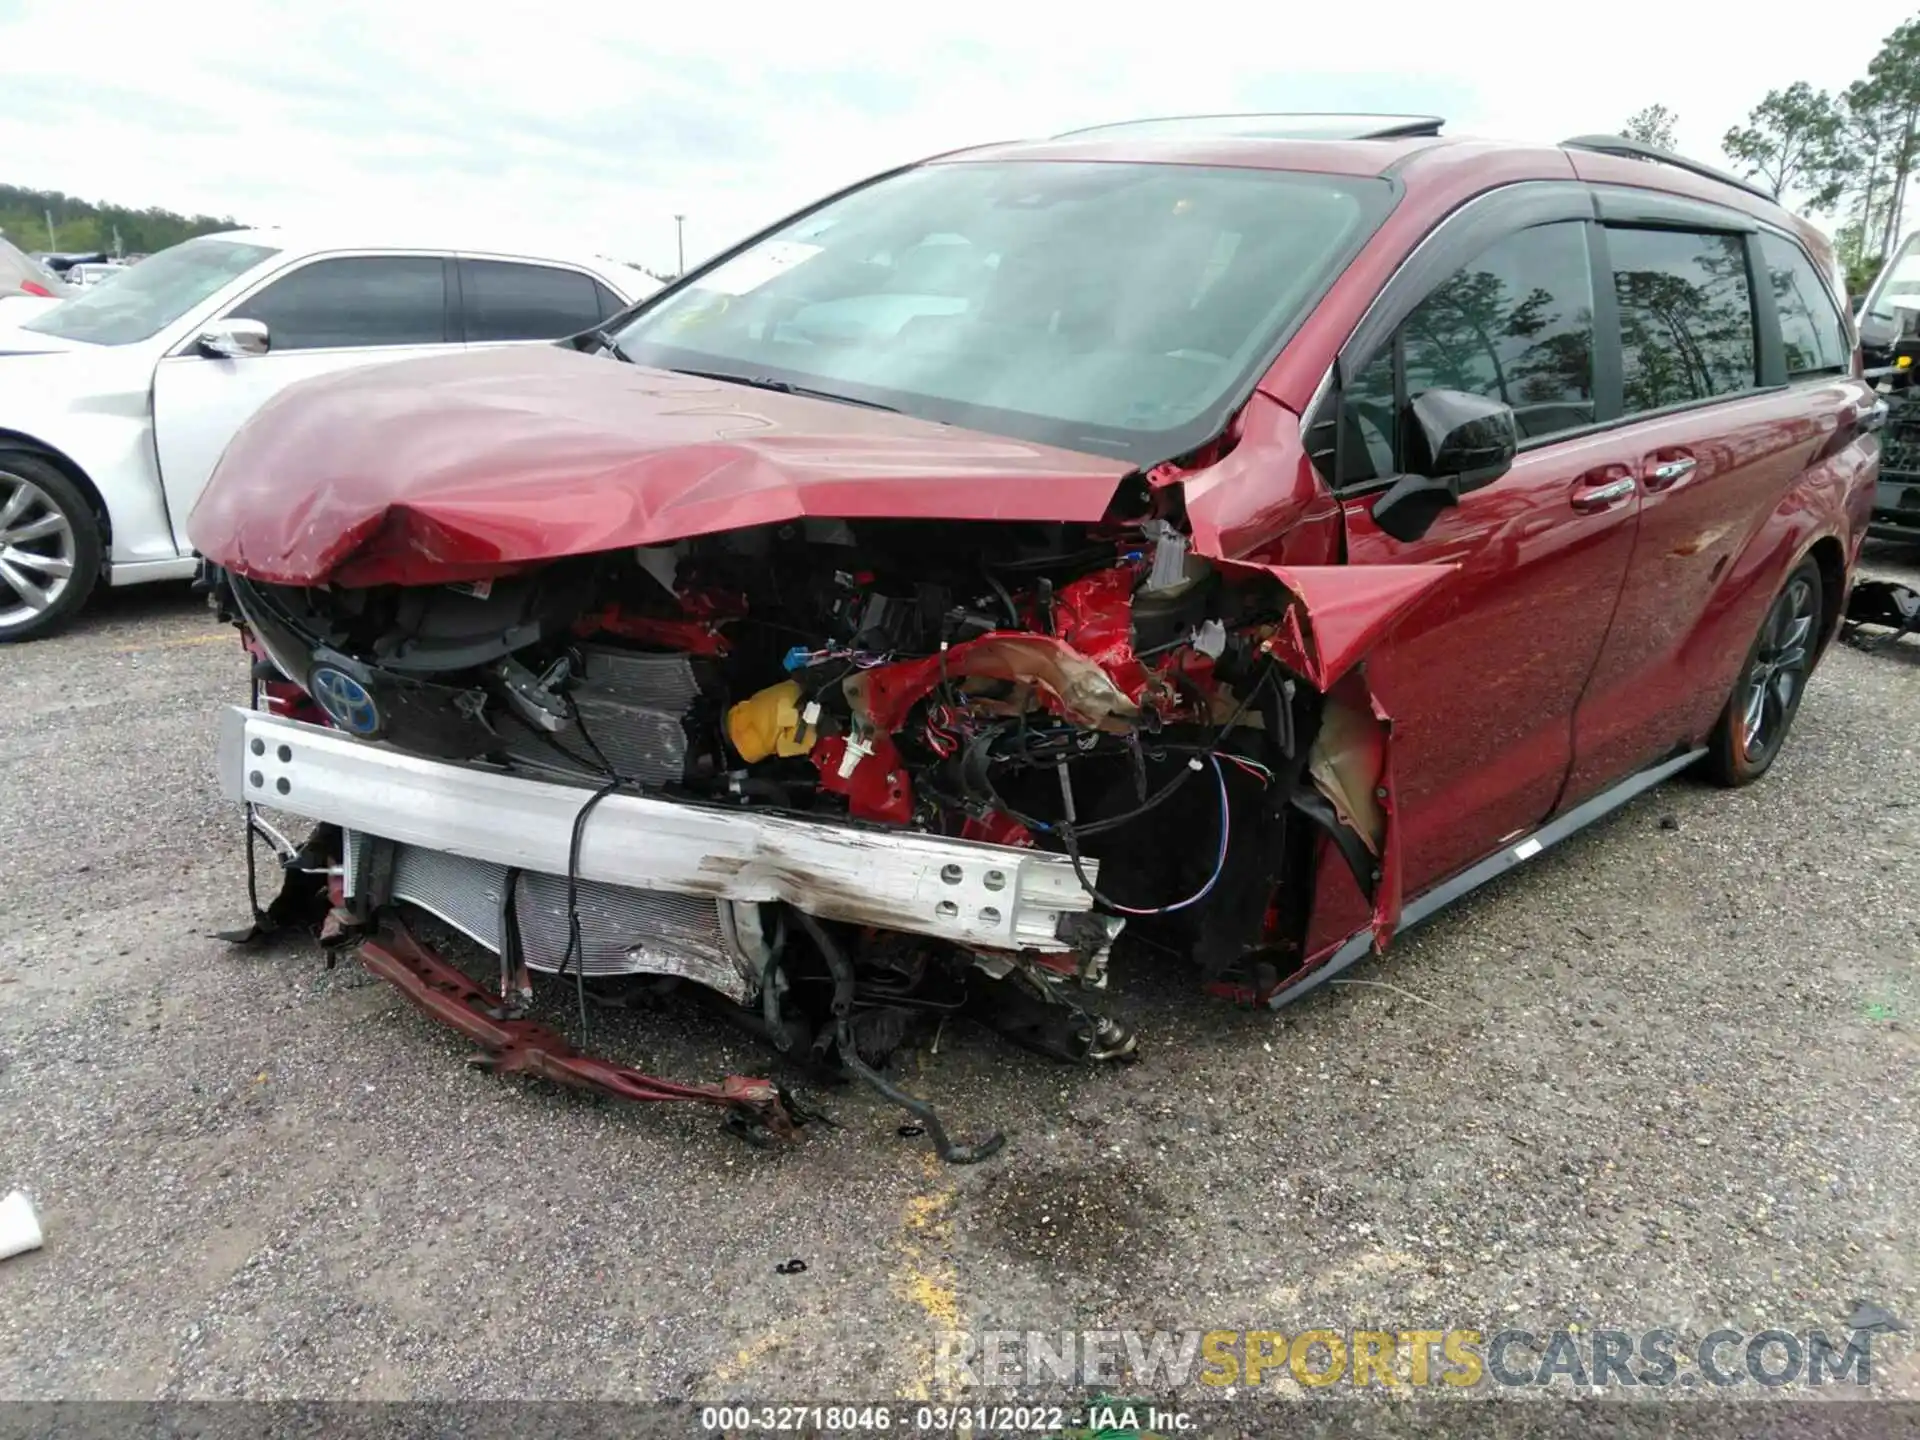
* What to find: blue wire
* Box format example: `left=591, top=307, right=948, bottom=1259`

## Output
left=1106, top=754, right=1230, bottom=916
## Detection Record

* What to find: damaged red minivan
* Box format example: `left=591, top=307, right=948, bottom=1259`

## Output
left=192, top=116, right=1880, bottom=1158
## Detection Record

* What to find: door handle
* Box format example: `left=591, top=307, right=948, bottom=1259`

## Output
left=1570, top=475, right=1637, bottom=513
left=1643, top=456, right=1697, bottom=493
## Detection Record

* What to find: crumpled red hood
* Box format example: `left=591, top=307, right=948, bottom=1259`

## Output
left=186, top=345, right=1135, bottom=587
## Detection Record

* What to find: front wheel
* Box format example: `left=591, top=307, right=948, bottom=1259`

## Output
left=0, top=452, right=101, bottom=643
left=1701, top=557, right=1822, bottom=787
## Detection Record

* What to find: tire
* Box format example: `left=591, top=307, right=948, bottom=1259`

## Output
left=1701, top=557, right=1823, bottom=787
left=0, top=450, right=101, bottom=643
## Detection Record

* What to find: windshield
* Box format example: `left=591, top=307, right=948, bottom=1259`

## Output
left=1865, top=231, right=1920, bottom=325
left=23, top=236, right=278, bottom=345
left=613, top=161, right=1393, bottom=459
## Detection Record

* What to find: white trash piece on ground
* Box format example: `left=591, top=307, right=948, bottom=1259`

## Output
left=0, top=1190, right=43, bottom=1260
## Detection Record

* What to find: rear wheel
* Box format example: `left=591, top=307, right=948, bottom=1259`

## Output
left=1702, top=557, right=1822, bottom=787
left=0, top=452, right=100, bottom=643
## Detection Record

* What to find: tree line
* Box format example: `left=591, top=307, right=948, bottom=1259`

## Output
left=0, top=183, right=239, bottom=257
left=1622, top=18, right=1920, bottom=293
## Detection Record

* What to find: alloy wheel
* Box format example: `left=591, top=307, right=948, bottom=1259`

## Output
left=0, top=471, right=79, bottom=634
left=1740, top=571, right=1817, bottom=763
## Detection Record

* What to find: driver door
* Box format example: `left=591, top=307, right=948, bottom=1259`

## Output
left=1328, top=213, right=1643, bottom=896
left=152, top=253, right=456, bottom=551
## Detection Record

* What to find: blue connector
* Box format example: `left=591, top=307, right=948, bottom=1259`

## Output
left=782, top=645, right=814, bottom=672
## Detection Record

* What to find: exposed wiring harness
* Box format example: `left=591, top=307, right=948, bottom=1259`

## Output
left=1038, top=659, right=1280, bottom=915
left=1055, top=754, right=1233, bottom=916
left=552, top=774, right=626, bottom=1043
left=540, top=684, right=638, bottom=1047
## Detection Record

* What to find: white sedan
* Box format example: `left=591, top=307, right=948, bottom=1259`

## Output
left=62, top=262, right=131, bottom=290
left=0, top=229, right=660, bottom=640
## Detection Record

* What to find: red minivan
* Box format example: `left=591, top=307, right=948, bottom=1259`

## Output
left=191, top=116, right=1880, bottom=1156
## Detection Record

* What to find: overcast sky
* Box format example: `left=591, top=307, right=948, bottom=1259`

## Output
left=0, top=0, right=1892, bottom=271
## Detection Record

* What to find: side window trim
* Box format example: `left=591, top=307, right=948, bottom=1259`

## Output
left=1590, top=184, right=1761, bottom=233
left=1585, top=218, right=1624, bottom=425
left=1744, top=230, right=1787, bottom=389
left=444, top=255, right=466, bottom=345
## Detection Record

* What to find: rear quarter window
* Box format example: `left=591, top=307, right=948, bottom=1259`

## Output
left=1758, top=232, right=1850, bottom=377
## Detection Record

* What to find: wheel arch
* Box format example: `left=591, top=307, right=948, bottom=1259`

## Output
left=1802, top=532, right=1847, bottom=661
left=0, top=428, right=113, bottom=554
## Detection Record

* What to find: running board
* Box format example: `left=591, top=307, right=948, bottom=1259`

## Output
left=1270, top=747, right=1707, bottom=1009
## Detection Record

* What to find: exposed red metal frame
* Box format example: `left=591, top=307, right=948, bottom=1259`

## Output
left=357, top=921, right=797, bottom=1137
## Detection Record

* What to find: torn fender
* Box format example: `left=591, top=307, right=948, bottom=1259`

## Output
left=1307, top=668, right=1404, bottom=951
left=1217, top=562, right=1446, bottom=957
left=1213, top=558, right=1458, bottom=692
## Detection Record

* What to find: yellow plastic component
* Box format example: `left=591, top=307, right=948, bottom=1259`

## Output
left=1899, top=355, right=1913, bottom=370
left=726, top=680, right=815, bottom=762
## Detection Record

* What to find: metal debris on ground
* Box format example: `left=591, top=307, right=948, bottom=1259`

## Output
left=1845, top=578, right=1920, bottom=650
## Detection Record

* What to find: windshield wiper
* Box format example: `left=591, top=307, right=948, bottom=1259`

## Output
left=584, top=327, right=634, bottom=363
left=664, top=366, right=899, bottom=412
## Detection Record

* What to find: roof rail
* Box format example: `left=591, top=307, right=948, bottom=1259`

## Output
left=1054, top=113, right=1445, bottom=142
left=1560, top=134, right=1777, bottom=205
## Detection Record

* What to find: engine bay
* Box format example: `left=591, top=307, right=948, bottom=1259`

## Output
left=213, top=512, right=1394, bottom=1158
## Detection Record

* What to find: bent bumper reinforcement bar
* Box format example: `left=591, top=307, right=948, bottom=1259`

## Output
left=218, top=706, right=1099, bottom=953
left=360, top=919, right=798, bottom=1135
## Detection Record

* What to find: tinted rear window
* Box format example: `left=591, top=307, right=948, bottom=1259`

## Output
left=1608, top=228, right=1757, bottom=413
left=459, top=259, right=603, bottom=341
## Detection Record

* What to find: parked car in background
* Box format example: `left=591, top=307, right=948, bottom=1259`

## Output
left=30, top=250, right=109, bottom=276
left=191, top=119, right=1878, bottom=1151
left=0, top=234, right=70, bottom=300
left=62, top=261, right=130, bottom=290
left=1853, top=231, right=1920, bottom=540
left=0, top=229, right=661, bottom=639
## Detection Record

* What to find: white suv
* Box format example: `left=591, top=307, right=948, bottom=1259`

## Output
left=0, top=229, right=659, bottom=640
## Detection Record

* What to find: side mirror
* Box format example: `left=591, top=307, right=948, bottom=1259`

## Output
left=196, top=318, right=270, bottom=359
left=1369, top=389, right=1518, bottom=544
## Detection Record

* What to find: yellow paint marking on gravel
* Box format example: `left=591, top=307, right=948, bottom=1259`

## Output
left=897, top=1151, right=963, bottom=1401
left=708, top=1328, right=786, bottom=1387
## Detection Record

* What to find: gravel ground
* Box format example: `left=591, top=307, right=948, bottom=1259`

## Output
left=0, top=548, right=1915, bottom=1409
